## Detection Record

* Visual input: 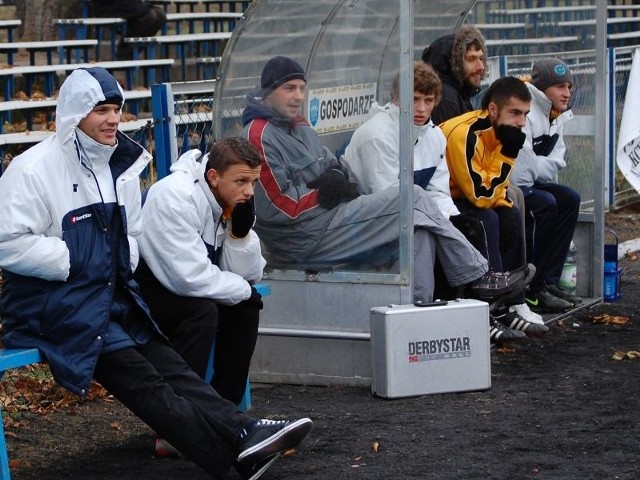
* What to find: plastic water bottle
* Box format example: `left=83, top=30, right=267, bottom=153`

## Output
left=559, top=241, right=577, bottom=294
left=603, top=261, right=619, bottom=301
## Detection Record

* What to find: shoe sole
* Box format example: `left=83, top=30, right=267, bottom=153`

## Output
left=237, top=418, right=313, bottom=466
left=490, top=327, right=527, bottom=343
left=501, top=316, right=550, bottom=336
left=248, top=454, right=280, bottom=480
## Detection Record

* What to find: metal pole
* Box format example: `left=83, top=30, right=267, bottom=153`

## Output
left=398, top=0, right=414, bottom=305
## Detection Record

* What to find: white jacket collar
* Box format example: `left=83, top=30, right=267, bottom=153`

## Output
left=527, top=82, right=574, bottom=126
left=171, top=149, right=223, bottom=219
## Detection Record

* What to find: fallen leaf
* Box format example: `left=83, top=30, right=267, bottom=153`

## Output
left=281, top=449, right=296, bottom=458
left=590, top=314, right=630, bottom=325
left=372, top=441, right=380, bottom=453
left=110, top=421, right=123, bottom=430
left=612, top=351, right=626, bottom=361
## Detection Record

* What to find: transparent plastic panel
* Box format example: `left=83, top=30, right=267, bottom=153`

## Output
left=213, top=0, right=602, bottom=282
left=462, top=0, right=598, bottom=210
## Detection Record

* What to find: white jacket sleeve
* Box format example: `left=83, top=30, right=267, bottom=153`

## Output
left=138, top=186, right=251, bottom=306
left=425, top=133, right=459, bottom=217
left=219, top=229, right=266, bottom=283
left=0, top=161, right=70, bottom=281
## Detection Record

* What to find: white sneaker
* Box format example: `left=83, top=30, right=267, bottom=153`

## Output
left=509, top=303, right=544, bottom=325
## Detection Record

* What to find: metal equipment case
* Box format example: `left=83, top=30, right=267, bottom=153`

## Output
left=370, top=299, right=491, bottom=398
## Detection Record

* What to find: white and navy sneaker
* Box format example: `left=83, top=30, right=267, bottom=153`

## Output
left=236, top=418, right=313, bottom=466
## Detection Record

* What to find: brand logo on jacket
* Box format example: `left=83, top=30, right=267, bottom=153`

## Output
left=407, top=337, right=471, bottom=363
left=71, top=213, right=92, bottom=224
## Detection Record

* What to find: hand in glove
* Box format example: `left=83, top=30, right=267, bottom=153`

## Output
left=306, top=168, right=360, bottom=210
left=495, top=206, right=516, bottom=252
left=240, top=285, right=263, bottom=310
left=230, top=197, right=255, bottom=239
left=494, top=124, right=526, bottom=158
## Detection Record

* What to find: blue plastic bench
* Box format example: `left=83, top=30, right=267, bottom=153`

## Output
left=0, top=281, right=269, bottom=479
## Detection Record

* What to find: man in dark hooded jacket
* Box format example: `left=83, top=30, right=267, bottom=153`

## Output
left=421, top=25, right=487, bottom=125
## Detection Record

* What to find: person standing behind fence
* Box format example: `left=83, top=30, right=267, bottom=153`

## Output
left=0, top=66, right=312, bottom=480
left=90, top=0, right=166, bottom=59
left=135, top=139, right=265, bottom=455
left=511, top=58, right=582, bottom=312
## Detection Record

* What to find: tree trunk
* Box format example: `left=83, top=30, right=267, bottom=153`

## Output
left=17, top=0, right=60, bottom=41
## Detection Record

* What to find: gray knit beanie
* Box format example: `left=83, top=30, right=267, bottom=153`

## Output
left=260, top=56, right=306, bottom=96
left=531, top=58, right=573, bottom=91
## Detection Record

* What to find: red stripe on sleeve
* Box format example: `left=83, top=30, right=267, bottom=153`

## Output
left=246, top=119, right=319, bottom=219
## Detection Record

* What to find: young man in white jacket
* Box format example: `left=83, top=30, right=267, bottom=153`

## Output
left=0, top=67, right=311, bottom=480
left=136, top=138, right=265, bottom=409
left=342, top=61, right=547, bottom=341
left=511, top=58, right=582, bottom=312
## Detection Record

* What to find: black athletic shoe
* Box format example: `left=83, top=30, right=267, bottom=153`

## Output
left=236, top=418, right=313, bottom=466
left=489, top=315, right=527, bottom=344
left=526, top=288, right=572, bottom=312
left=469, top=263, right=536, bottom=302
left=493, top=311, right=549, bottom=336
left=545, top=283, right=583, bottom=306
left=235, top=454, right=280, bottom=480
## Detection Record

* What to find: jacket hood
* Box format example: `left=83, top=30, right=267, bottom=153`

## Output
left=421, top=34, right=455, bottom=82
left=422, top=26, right=486, bottom=98
left=450, top=25, right=487, bottom=91
left=170, top=149, right=223, bottom=219
left=526, top=82, right=574, bottom=124
left=241, top=91, right=307, bottom=129
left=56, top=67, right=125, bottom=146
left=242, top=91, right=279, bottom=125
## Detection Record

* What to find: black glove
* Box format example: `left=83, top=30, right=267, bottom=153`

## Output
left=494, top=124, right=526, bottom=158
left=495, top=206, right=516, bottom=252
left=240, top=285, right=263, bottom=310
left=306, top=168, right=360, bottom=210
left=231, top=197, right=255, bottom=238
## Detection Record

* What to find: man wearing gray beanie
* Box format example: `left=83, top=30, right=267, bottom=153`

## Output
left=511, top=57, right=582, bottom=312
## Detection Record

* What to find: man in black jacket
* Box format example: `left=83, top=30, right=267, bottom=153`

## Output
left=421, top=25, right=487, bottom=125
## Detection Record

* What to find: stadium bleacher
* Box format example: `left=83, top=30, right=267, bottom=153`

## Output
left=1, top=0, right=640, bottom=169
